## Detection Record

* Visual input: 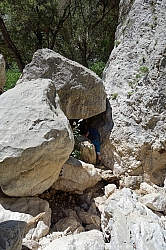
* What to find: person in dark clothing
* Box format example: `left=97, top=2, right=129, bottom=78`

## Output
left=86, top=125, right=101, bottom=163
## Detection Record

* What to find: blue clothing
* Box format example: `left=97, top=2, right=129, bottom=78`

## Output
left=91, top=138, right=100, bottom=154
left=87, top=127, right=100, bottom=141
left=87, top=126, right=101, bottom=154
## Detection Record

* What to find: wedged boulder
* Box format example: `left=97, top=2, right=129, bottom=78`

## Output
left=102, top=0, right=166, bottom=185
left=17, top=48, right=106, bottom=119
left=52, top=156, right=102, bottom=194
left=77, top=135, right=96, bottom=164
left=101, top=188, right=166, bottom=250
left=0, top=220, right=27, bottom=250
left=0, top=78, right=74, bottom=196
left=0, top=196, right=51, bottom=241
left=0, top=54, right=6, bottom=92
left=43, top=230, right=105, bottom=250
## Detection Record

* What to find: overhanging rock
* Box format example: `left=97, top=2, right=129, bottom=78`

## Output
left=17, top=49, right=107, bottom=119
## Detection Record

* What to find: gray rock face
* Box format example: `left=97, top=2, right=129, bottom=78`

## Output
left=101, top=188, right=166, bottom=250
left=0, top=54, right=6, bottom=91
left=102, top=0, right=166, bottom=185
left=52, top=157, right=101, bottom=194
left=0, top=78, right=74, bottom=196
left=17, top=48, right=106, bottom=119
left=0, top=220, right=27, bottom=250
left=0, top=196, right=51, bottom=241
left=43, top=230, right=105, bottom=250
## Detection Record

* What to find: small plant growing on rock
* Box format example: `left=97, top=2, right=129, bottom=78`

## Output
left=127, top=92, right=133, bottom=98
left=111, top=93, right=118, bottom=100
left=89, top=61, right=105, bottom=78
left=128, top=81, right=134, bottom=88
left=136, top=73, right=140, bottom=79
left=139, top=66, right=149, bottom=73
left=115, top=40, right=121, bottom=47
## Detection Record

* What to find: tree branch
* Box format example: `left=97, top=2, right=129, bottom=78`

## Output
left=0, top=15, right=25, bottom=71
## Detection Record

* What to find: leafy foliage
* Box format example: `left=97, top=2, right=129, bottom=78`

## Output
left=71, top=125, right=81, bottom=159
left=0, top=0, right=119, bottom=69
left=89, top=61, right=105, bottom=78
left=4, top=64, right=21, bottom=90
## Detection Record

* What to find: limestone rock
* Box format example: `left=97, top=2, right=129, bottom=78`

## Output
left=104, top=184, right=117, bottom=198
left=102, top=0, right=166, bottom=185
left=119, top=175, right=142, bottom=189
left=0, top=196, right=51, bottom=241
left=52, top=157, right=101, bottom=194
left=78, top=136, right=96, bottom=164
left=43, top=230, right=105, bottom=250
left=0, top=54, right=6, bottom=92
left=0, top=78, right=74, bottom=196
left=101, top=188, right=166, bottom=250
left=141, top=193, right=166, bottom=212
left=0, top=220, right=27, bottom=250
left=94, top=196, right=107, bottom=213
left=139, top=182, right=166, bottom=197
left=139, top=182, right=157, bottom=195
left=100, top=170, right=118, bottom=182
left=17, top=48, right=106, bottom=119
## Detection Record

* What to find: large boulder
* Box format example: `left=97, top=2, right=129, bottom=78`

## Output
left=52, top=157, right=101, bottom=194
left=101, top=188, right=166, bottom=250
left=0, top=54, right=6, bottom=91
left=102, top=0, right=166, bottom=185
left=17, top=48, right=106, bottom=119
left=0, top=78, right=74, bottom=196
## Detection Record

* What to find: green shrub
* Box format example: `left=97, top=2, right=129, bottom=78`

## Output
left=71, top=125, right=81, bottom=159
left=71, top=146, right=81, bottom=159
left=128, top=81, right=133, bottom=87
left=89, top=61, right=105, bottom=78
left=127, top=92, right=133, bottom=97
left=111, top=93, right=118, bottom=100
left=115, top=40, right=121, bottom=47
left=136, top=73, right=140, bottom=79
left=4, top=64, right=21, bottom=91
left=139, top=66, right=149, bottom=73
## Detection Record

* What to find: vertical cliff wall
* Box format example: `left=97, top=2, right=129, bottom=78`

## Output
left=102, top=0, right=166, bottom=185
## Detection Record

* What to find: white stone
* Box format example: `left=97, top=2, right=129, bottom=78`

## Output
left=101, top=0, right=166, bottom=186
left=101, top=188, right=166, bottom=250
left=140, top=182, right=157, bottom=194
left=0, top=79, right=74, bottom=196
left=104, top=184, right=117, bottom=198
left=42, top=230, right=105, bottom=250
left=141, top=193, right=166, bottom=212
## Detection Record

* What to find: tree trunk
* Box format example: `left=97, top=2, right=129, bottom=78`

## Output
left=0, top=15, right=25, bottom=72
